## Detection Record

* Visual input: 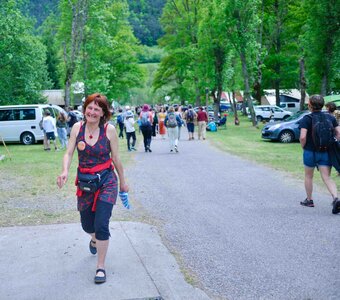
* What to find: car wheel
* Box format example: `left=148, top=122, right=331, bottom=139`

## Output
left=278, top=130, right=294, bottom=143
left=20, top=132, right=35, bottom=145
left=256, top=116, right=263, bottom=122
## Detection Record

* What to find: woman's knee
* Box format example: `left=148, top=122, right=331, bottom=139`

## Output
left=94, top=201, right=113, bottom=240
left=80, top=206, right=95, bottom=234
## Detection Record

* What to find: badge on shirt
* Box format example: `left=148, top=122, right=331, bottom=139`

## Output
left=77, top=141, right=86, bottom=151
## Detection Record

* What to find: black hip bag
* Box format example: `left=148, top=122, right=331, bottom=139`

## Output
left=77, top=169, right=110, bottom=193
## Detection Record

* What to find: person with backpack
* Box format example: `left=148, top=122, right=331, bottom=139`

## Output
left=116, top=108, right=125, bottom=139
left=196, top=106, right=209, bottom=140
left=123, top=110, right=136, bottom=152
left=184, top=105, right=197, bottom=140
left=299, top=94, right=340, bottom=214
left=164, top=106, right=182, bottom=153
left=174, top=106, right=184, bottom=140
left=67, top=107, right=78, bottom=130
left=139, top=104, right=153, bottom=152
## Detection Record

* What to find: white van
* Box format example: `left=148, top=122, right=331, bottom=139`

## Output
left=279, top=102, right=300, bottom=113
left=0, top=104, right=66, bottom=145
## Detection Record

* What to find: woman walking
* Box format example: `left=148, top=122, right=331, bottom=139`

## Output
left=57, top=93, right=129, bottom=284
left=139, top=104, right=153, bottom=152
left=56, top=112, right=68, bottom=149
left=158, top=107, right=167, bottom=139
left=164, top=106, right=182, bottom=153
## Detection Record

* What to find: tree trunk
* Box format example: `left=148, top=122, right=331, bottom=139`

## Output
left=299, top=57, right=306, bottom=111
left=194, top=77, right=201, bottom=106
left=254, top=0, right=264, bottom=104
left=213, top=46, right=225, bottom=120
left=274, top=0, right=281, bottom=107
left=240, top=50, right=256, bottom=126
left=232, top=91, right=239, bottom=125
left=62, top=0, right=88, bottom=108
left=65, top=77, right=72, bottom=108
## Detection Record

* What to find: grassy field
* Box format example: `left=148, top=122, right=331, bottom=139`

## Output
left=207, top=114, right=338, bottom=185
left=0, top=137, right=142, bottom=227
left=0, top=115, right=337, bottom=226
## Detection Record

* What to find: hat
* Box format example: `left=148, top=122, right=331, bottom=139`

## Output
left=125, top=105, right=131, bottom=110
left=126, top=111, right=134, bottom=118
left=142, top=104, right=149, bottom=112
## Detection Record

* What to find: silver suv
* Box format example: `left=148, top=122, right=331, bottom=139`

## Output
left=248, top=105, right=293, bottom=122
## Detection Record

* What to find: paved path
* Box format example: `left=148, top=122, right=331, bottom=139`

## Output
left=0, top=222, right=210, bottom=300
left=126, top=128, right=340, bottom=300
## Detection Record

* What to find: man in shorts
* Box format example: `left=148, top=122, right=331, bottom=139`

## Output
left=299, top=95, right=340, bottom=214
left=43, top=111, right=58, bottom=151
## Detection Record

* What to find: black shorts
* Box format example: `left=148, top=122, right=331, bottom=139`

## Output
left=80, top=201, right=113, bottom=240
left=46, top=132, right=56, bottom=140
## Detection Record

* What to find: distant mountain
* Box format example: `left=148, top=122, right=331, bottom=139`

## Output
left=23, top=0, right=59, bottom=27
left=25, top=0, right=165, bottom=46
left=128, top=0, right=166, bottom=46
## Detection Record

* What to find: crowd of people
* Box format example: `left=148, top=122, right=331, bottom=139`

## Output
left=115, top=103, right=212, bottom=153
left=53, top=93, right=339, bottom=286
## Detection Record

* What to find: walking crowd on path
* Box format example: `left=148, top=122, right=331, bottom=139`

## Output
left=51, top=92, right=339, bottom=287
left=115, top=103, right=212, bottom=153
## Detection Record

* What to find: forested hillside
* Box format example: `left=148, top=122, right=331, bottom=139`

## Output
left=128, top=0, right=166, bottom=45
left=26, top=0, right=165, bottom=45
left=23, top=0, right=59, bottom=26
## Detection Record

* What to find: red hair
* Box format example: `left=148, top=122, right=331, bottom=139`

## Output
left=83, top=93, right=111, bottom=125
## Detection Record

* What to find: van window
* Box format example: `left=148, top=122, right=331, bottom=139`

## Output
left=0, top=110, right=14, bottom=121
left=0, top=108, right=36, bottom=121
left=287, top=103, right=296, bottom=108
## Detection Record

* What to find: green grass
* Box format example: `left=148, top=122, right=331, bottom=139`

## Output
left=0, top=137, right=133, bottom=226
left=207, top=115, right=338, bottom=185
left=0, top=116, right=337, bottom=226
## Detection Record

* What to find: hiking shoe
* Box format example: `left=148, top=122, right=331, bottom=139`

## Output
left=175, top=146, right=178, bottom=153
left=300, top=198, right=314, bottom=207
left=332, top=198, right=340, bottom=214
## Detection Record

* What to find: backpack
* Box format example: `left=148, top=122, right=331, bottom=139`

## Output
left=117, top=114, right=123, bottom=124
left=187, top=109, right=194, bottom=122
left=209, top=122, right=217, bottom=132
left=140, top=111, right=150, bottom=126
left=310, top=113, right=335, bottom=152
left=167, top=112, right=177, bottom=128
left=68, top=112, right=77, bottom=127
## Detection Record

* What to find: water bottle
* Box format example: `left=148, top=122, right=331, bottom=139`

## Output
left=119, top=191, right=130, bottom=209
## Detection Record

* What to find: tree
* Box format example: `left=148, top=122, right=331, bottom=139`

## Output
left=57, top=0, right=144, bottom=105
left=154, top=0, right=203, bottom=105
left=39, top=13, right=61, bottom=89
left=57, top=0, right=88, bottom=107
left=81, top=0, right=144, bottom=102
left=302, top=0, right=340, bottom=95
left=223, top=0, right=261, bottom=126
left=0, top=0, right=51, bottom=105
left=198, top=0, right=232, bottom=119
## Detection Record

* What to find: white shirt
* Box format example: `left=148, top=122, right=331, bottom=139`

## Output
left=43, top=116, right=56, bottom=133
left=124, top=117, right=135, bottom=133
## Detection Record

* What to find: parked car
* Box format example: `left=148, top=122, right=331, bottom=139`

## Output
left=248, top=105, right=293, bottom=122
left=261, top=111, right=310, bottom=143
left=72, top=110, right=83, bottom=121
left=279, top=102, right=301, bottom=113
left=0, top=104, right=67, bottom=145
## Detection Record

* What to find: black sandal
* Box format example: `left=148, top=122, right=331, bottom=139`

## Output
left=89, top=240, right=97, bottom=255
left=94, top=268, right=106, bottom=284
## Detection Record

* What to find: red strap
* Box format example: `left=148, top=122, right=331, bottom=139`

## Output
left=91, top=190, right=101, bottom=212
left=75, top=158, right=113, bottom=211
left=78, top=159, right=113, bottom=173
